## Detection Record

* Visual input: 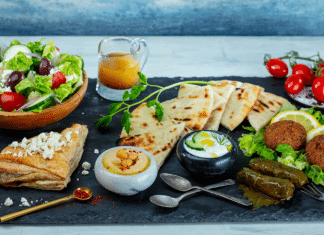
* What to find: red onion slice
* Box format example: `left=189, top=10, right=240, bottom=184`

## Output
left=25, top=53, right=42, bottom=60
left=15, top=96, right=40, bottom=112
left=53, top=97, right=62, bottom=104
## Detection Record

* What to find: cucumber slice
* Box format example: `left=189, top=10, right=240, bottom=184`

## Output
left=192, top=131, right=213, bottom=143
left=24, top=93, right=55, bottom=112
left=3, top=45, right=31, bottom=61
left=185, top=139, right=204, bottom=151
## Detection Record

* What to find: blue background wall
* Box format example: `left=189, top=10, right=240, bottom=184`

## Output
left=1, top=0, right=322, bottom=36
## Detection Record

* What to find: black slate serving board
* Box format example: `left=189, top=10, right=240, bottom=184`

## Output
left=0, top=76, right=322, bottom=225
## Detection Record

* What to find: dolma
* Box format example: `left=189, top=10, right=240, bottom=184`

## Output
left=249, top=158, right=308, bottom=187
left=237, top=167, right=295, bottom=200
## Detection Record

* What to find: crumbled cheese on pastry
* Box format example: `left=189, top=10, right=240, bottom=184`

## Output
left=4, top=198, right=13, bottom=207
left=82, top=162, right=91, bottom=170
left=65, top=131, right=72, bottom=143
left=8, top=131, right=67, bottom=160
left=21, top=197, right=30, bottom=207
left=13, top=153, right=17, bottom=157
left=94, top=149, right=99, bottom=154
left=82, top=169, right=89, bottom=175
left=5, top=151, right=11, bottom=154
left=75, top=131, right=79, bottom=135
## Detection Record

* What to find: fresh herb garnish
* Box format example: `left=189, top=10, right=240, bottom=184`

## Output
left=95, top=72, right=219, bottom=134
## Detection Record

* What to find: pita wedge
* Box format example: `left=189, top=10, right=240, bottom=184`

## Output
left=0, top=124, right=88, bottom=190
left=120, top=103, right=184, bottom=138
left=178, top=83, right=236, bottom=131
left=118, top=122, right=185, bottom=168
left=221, top=83, right=262, bottom=131
left=162, top=85, right=214, bottom=131
left=178, top=84, right=225, bottom=110
left=247, top=91, right=288, bottom=131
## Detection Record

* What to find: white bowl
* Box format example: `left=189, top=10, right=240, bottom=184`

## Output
left=94, top=146, right=158, bottom=196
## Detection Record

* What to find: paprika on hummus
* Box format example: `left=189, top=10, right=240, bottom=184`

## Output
left=102, top=148, right=150, bottom=175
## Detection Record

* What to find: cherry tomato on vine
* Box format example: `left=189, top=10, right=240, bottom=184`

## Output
left=292, top=64, right=315, bottom=85
left=285, top=74, right=304, bottom=95
left=266, top=58, right=288, bottom=78
left=312, top=77, right=324, bottom=102
left=0, top=92, right=26, bottom=112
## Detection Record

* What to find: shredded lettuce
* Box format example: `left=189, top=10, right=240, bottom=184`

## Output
left=4, top=51, right=33, bottom=71
left=238, top=106, right=324, bottom=186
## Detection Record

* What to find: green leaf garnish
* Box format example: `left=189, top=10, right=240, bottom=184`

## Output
left=121, top=111, right=133, bottom=134
left=138, top=72, right=148, bottom=84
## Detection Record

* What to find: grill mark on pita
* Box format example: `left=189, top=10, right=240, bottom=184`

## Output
left=229, top=116, right=233, bottom=119
left=184, top=107, right=192, bottom=109
left=172, top=105, right=176, bottom=109
left=192, top=125, right=200, bottom=131
left=269, top=101, right=274, bottom=106
left=253, top=109, right=260, bottom=113
left=236, top=87, right=241, bottom=90
left=216, top=107, right=222, bottom=111
left=153, top=150, right=160, bottom=155
left=276, top=101, right=282, bottom=106
left=142, top=123, right=148, bottom=127
left=152, top=114, right=158, bottom=120
left=174, top=118, right=191, bottom=122
left=260, top=101, right=269, bottom=108
left=205, top=92, right=209, bottom=98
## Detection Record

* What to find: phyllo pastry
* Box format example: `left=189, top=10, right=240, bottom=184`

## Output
left=0, top=124, right=88, bottom=190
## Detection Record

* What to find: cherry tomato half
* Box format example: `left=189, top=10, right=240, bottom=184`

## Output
left=285, top=74, right=304, bottom=95
left=266, top=58, right=288, bottom=78
left=0, top=92, right=26, bottom=112
left=312, top=77, right=324, bottom=102
left=292, top=64, right=315, bottom=85
left=51, top=71, right=66, bottom=89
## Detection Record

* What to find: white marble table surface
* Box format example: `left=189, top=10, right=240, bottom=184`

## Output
left=1, top=36, right=324, bottom=234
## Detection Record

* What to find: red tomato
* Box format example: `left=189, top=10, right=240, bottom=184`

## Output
left=292, top=64, right=315, bottom=85
left=266, top=58, right=288, bottom=78
left=312, top=77, right=324, bottom=102
left=285, top=74, right=304, bottom=95
left=55, top=46, right=60, bottom=51
left=51, top=71, right=67, bottom=89
left=0, top=92, right=26, bottom=112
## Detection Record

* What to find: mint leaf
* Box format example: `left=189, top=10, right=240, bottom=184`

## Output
left=109, top=102, right=123, bottom=115
left=129, top=84, right=146, bottom=100
left=147, top=99, right=156, bottom=107
left=123, top=91, right=130, bottom=101
left=138, top=72, right=148, bottom=84
left=155, top=100, right=164, bottom=122
left=121, top=111, right=133, bottom=134
left=95, top=115, right=112, bottom=127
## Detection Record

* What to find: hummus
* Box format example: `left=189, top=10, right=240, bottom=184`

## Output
left=102, top=148, right=150, bottom=175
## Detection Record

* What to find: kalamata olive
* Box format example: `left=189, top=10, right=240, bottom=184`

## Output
left=6, top=71, right=25, bottom=91
left=38, top=58, right=53, bottom=75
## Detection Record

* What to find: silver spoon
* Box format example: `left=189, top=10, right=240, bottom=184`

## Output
left=150, top=179, right=235, bottom=208
left=160, top=173, right=252, bottom=207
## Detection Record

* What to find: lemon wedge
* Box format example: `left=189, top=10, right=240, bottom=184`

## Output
left=307, top=125, right=324, bottom=142
left=271, top=110, right=319, bottom=132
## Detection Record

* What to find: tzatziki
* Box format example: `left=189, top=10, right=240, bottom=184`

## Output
left=184, top=131, right=232, bottom=158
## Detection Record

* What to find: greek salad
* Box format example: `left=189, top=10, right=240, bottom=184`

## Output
left=0, top=39, right=84, bottom=112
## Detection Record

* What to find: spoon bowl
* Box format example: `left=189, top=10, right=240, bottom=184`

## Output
left=73, top=187, right=93, bottom=200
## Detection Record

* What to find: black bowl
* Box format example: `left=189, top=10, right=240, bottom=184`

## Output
left=176, top=130, right=237, bottom=178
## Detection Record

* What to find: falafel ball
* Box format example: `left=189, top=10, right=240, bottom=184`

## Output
left=306, top=135, right=324, bottom=170
left=264, top=120, right=307, bottom=151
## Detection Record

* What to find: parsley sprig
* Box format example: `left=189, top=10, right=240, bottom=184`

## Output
left=95, top=72, right=219, bottom=134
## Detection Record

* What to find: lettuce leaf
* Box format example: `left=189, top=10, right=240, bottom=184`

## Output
left=15, top=78, right=34, bottom=97
left=42, top=40, right=56, bottom=60
left=27, top=38, right=44, bottom=55
left=58, top=54, right=83, bottom=77
left=34, top=75, right=52, bottom=94
left=4, top=51, right=33, bottom=71
left=10, top=40, right=21, bottom=47
left=53, top=81, right=74, bottom=102
left=305, top=165, right=324, bottom=185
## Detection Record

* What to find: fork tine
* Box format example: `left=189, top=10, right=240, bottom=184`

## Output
left=310, top=182, right=323, bottom=195
left=300, top=190, right=323, bottom=201
left=301, top=186, right=320, bottom=198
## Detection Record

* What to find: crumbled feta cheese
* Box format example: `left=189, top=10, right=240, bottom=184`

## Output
left=10, top=141, right=19, bottom=148
left=4, top=198, right=13, bottom=207
left=21, top=197, right=30, bottom=207
left=94, top=149, right=99, bottom=154
left=82, top=169, right=89, bottom=175
left=65, top=131, right=72, bottom=143
left=2, top=70, right=14, bottom=79
left=13, top=153, right=17, bottom=157
left=82, top=162, right=91, bottom=170
left=75, top=131, right=79, bottom=135
left=18, top=152, right=23, bottom=158
left=5, top=151, right=11, bottom=154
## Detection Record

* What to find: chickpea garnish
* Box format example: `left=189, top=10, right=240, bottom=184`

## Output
left=116, top=149, right=127, bottom=159
left=121, top=159, right=133, bottom=168
left=128, top=152, right=138, bottom=160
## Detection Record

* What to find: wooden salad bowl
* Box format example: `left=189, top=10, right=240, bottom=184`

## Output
left=0, top=71, right=88, bottom=130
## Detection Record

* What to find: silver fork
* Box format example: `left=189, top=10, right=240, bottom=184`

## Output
left=301, top=183, right=324, bottom=201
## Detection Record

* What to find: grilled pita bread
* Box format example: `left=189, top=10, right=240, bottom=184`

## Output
left=247, top=91, right=288, bottom=131
left=118, top=122, right=185, bottom=168
left=0, top=124, right=88, bottom=190
left=162, top=85, right=214, bottom=131
left=177, top=83, right=235, bottom=130
left=221, top=83, right=262, bottom=131
left=120, top=103, right=183, bottom=138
